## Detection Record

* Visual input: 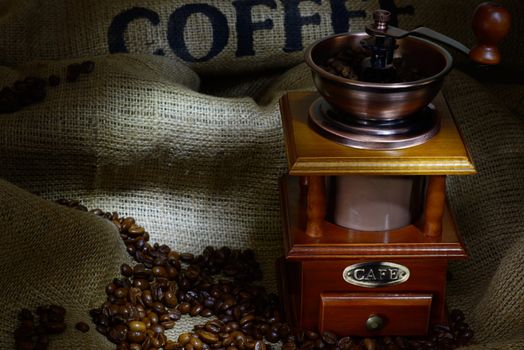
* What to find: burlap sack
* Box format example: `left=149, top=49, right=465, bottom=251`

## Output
left=0, top=53, right=315, bottom=348
left=0, top=0, right=378, bottom=74
left=485, top=83, right=524, bottom=119
left=0, top=0, right=521, bottom=75
left=0, top=52, right=315, bottom=290
left=0, top=179, right=131, bottom=349
left=443, top=70, right=524, bottom=349
left=0, top=50, right=523, bottom=349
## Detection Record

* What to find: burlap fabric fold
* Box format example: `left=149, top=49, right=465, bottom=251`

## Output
left=443, top=70, right=524, bottom=350
left=0, top=53, right=309, bottom=289
left=0, top=178, right=131, bottom=349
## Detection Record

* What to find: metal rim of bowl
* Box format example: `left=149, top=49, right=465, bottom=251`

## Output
left=304, top=32, right=453, bottom=89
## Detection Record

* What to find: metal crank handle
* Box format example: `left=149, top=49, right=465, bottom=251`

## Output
left=366, top=3, right=511, bottom=65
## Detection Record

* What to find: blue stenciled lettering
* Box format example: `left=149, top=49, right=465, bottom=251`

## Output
left=167, top=4, right=229, bottom=62
left=329, top=0, right=367, bottom=33
left=108, top=7, right=161, bottom=54
left=233, top=0, right=277, bottom=57
left=281, top=0, right=321, bottom=52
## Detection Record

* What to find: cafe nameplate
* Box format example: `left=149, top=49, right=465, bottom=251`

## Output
left=343, top=262, right=410, bottom=288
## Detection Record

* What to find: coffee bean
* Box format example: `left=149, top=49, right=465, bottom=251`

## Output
left=48, top=75, right=60, bottom=87
left=121, top=217, right=135, bottom=230
left=106, top=282, right=117, bottom=295
left=364, top=338, right=376, bottom=350
left=168, top=310, right=182, bottom=321
left=147, top=311, right=159, bottom=325
left=190, top=304, right=204, bottom=316
left=152, top=301, right=166, bottom=315
left=178, top=332, right=192, bottom=346
left=337, top=336, right=353, bottom=350
left=66, top=64, right=82, bottom=82
left=239, top=314, right=255, bottom=325
left=109, top=325, right=128, bottom=343
left=80, top=60, right=95, bottom=73
left=128, top=224, right=145, bottom=237
left=190, top=336, right=205, bottom=350
left=129, top=343, right=142, bottom=350
left=0, top=87, right=21, bottom=113
left=299, top=340, right=315, bottom=350
left=178, top=302, right=191, bottom=314
left=450, top=309, right=465, bottom=323
left=27, top=85, right=46, bottom=103
left=115, top=287, right=129, bottom=299
left=161, top=320, right=176, bottom=329
left=75, top=321, right=90, bottom=333
left=197, top=330, right=220, bottom=344
left=152, top=266, right=167, bottom=278
left=127, top=330, right=146, bottom=343
left=229, top=322, right=242, bottom=332
left=128, top=321, right=147, bottom=333
left=204, top=320, right=223, bottom=334
left=163, top=290, right=178, bottom=307
left=305, top=330, right=319, bottom=340
left=133, top=278, right=150, bottom=290
left=121, top=263, right=134, bottom=277
left=96, top=324, right=108, bottom=335
left=166, top=265, right=178, bottom=280
left=254, top=340, right=266, bottom=350
left=152, top=323, right=165, bottom=334
left=321, top=331, right=337, bottom=345
left=460, top=329, right=474, bottom=342
left=265, top=329, right=279, bottom=343
left=200, top=308, right=213, bottom=317
left=165, top=340, right=180, bottom=350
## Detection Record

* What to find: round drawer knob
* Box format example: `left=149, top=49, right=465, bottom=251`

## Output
left=366, top=314, right=384, bottom=331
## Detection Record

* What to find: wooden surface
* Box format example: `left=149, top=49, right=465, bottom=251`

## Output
left=279, top=92, right=476, bottom=175
left=319, top=293, right=432, bottom=336
left=281, top=176, right=467, bottom=260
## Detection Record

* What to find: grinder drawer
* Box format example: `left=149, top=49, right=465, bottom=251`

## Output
left=319, top=293, right=432, bottom=336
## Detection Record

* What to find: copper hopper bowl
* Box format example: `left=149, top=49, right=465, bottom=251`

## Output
left=305, top=33, right=453, bottom=120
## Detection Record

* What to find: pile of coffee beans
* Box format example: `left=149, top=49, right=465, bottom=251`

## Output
left=0, top=60, right=95, bottom=114
left=49, top=199, right=475, bottom=350
left=14, top=305, right=67, bottom=350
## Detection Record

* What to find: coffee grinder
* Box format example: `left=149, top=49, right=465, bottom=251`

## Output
left=277, top=3, right=510, bottom=336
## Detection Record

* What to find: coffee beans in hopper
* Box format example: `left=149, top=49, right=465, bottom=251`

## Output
left=321, top=47, right=426, bottom=83
left=53, top=199, right=476, bottom=350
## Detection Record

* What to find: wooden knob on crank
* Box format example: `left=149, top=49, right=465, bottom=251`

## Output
left=469, top=2, right=511, bottom=65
